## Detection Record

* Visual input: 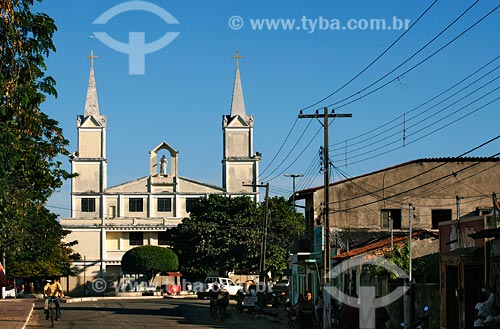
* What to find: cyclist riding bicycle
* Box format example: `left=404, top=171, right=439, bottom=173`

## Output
left=217, top=287, right=230, bottom=321
left=43, top=278, right=64, bottom=321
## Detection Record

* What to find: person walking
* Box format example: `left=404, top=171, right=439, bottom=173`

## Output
left=298, top=291, right=315, bottom=329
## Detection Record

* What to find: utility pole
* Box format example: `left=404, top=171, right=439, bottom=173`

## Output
left=404, top=203, right=415, bottom=328
left=299, top=107, right=351, bottom=329
left=492, top=192, right=497, bottom=222
left=1, top=251, right=5, bottom=299
left=244, top=182, right=270, bottom=282
left=284, top=174, right=303, bottom=209
left=456, top=195, right=462, bottom=220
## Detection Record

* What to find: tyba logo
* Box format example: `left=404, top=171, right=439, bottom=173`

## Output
left=325, top=255, right=409, bottom=328
left=93, top=1, right=180, bottom=75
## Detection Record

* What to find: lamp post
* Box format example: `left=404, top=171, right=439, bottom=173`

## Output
left=284, top=174, right=303, bottom=210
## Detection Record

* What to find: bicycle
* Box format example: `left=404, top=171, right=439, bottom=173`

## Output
left=46, top=297, right=60, bottom=328
left=217, top=291, right=229, bottom=322
left=209, top=297, right=218, bottom=319
left=219, top=301, right=228, bottom=322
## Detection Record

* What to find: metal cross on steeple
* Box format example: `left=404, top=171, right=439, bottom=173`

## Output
left=86, top=50, right=98, bottom=67
left=231, top=50, right=244, bottom=69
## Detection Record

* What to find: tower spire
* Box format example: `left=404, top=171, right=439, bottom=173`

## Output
left=84, top=50, right=100, bottom=117
left=230, top=50, right=246, bottom=119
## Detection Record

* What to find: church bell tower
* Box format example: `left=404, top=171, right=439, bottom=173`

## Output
left=222, top=51, right=260, bottom=201
left=71, top=51, right=107, bottom=218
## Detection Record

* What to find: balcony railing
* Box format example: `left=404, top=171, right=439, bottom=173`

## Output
left=61, top=217, right=182, bottom=228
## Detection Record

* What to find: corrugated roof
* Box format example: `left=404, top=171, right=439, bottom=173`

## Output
left=331, top=230, right=437, bottom=261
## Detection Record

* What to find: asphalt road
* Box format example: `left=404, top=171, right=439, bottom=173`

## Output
left=26, top=298, right=287, bottom=329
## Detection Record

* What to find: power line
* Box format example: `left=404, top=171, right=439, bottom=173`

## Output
left=329, top=3, right=499, bottom=110
left=260, top=117, right=299, bottom=176
left=260, top=118, right=313, bottom=181
left=296, top=154, right=319, bottom=191
left=330, top=58, right=500, bottom=151
left=262, top=126, right=323, bottom=182
left=332, top=91, right=500, bottom=166
left=298, top=0, right=440, bottom=112
left=331, top=75, right=500, bottom=160
left=332, top=153, right=500, bottom=213
left=262, top=5, right=497, bottom=181
left=263, top=5, right=497, bottom=185
left=261, top=4, right=498, bottom=187
left=326, top=134, right=500, bottom=205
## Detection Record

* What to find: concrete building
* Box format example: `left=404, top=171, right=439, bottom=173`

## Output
left=290, top=158, right=500, bottom=323
left=61, top=54, right=260, bottom=294
left=296, top=158, right=500, bottom=237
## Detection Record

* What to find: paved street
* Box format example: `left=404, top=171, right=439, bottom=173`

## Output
left=26, top=298, right=286, bottom=329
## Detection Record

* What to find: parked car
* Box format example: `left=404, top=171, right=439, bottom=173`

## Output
left=272, top=279, right=289, bottom=292
left=195, top=276, right=242, bottom=299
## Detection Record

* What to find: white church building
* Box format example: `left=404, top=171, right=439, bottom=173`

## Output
left=61, top=53, right=260, bottom=294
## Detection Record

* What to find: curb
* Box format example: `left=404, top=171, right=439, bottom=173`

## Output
left=63, top=296, right=165, bottom=303
left=21, top=302, right=34, bottom=329
left=61, top=293, right=199, bottom=303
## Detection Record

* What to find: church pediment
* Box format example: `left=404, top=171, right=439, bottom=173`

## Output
left=79, top=114, right=105, bottom=128
left=106, top=176, right=149, bottom=193
left=150, top=141, right=178, bottom=155
left=227, top=115, right=249, bottom=127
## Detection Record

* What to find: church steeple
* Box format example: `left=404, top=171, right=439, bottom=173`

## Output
left=230, top=50, right=246, bottom=120
left=222, top=51, right=260, bottom=201
left=72, top=50, right=108, bottom=218
left=84, top=50, right=100, bottom=117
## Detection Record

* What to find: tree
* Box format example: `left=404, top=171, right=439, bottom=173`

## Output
left=166, top=195, right=261, bottom=277
left=263, top=196, right=304, bottom=276
left=121, top=246, right=179, bottom=283
left=362, top=242, right=439, bottom=283
left=0, top=0, right=76, bottom=278
left=166, top=195, right=304, bottom=279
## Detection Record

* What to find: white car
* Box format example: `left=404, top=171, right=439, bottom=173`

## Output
left=4, top=288, right=17, bottom=298
left=196, top=276, right=242, bottom=299
left=273, top=279, right=289, bottom=292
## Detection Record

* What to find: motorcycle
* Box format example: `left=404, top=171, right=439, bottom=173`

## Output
left=271, top=291, right=289, bottom=309
left=400, top=306, right=430, bottom=329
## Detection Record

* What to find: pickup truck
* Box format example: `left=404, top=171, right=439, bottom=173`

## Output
left=195, top=276, right=242, bottom=299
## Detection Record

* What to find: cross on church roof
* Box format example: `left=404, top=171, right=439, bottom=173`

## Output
left=86, top=50, right=98, bottom=67
left=232, top=50, right=244, bottom=69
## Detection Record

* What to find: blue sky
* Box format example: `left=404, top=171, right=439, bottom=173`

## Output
left=38, top=1, right=500, bottom=217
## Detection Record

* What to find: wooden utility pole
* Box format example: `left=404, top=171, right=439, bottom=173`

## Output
left=243, top=182, right=270, bottom=281
left=299, top=107, right=351, bottom=329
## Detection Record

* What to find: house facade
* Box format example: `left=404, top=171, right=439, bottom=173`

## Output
left=61, top=54, right=260, bottom=294
left=439, top=214, right=499, bottom=329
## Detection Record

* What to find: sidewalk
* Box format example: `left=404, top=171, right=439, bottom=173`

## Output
left=0, top=298, right=35, bottom=329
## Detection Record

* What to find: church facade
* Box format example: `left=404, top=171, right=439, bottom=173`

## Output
left=61, top=53, right=260, bottom=294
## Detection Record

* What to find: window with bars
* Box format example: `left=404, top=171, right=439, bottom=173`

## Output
left=157, top=198, right=172, bottom=212
left=129, top=232, right=144, bottom=246
left=81, top=198, right=96, bottom=212
left=129, top=198, right=143, bottom=212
